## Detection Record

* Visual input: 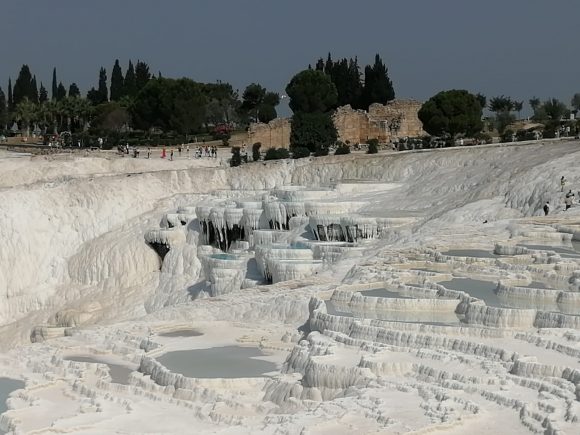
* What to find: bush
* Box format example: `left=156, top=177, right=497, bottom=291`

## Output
left=314, top=146, right=329, bottom=157
left=291, top=146, right=310, bottom=159
left=230, top=147, right=242, bottom=167
left=501, top=129, right=515, bottom=143
left=367, top=138, right=379, bottom=154
left=264, top=147, right=290, bottom=161
left=542, top=129, right=556, bottom=139
left=473, top=132, right=493, bottom=144
left=289, top=112, right=337, bottom=153
left=252, top=142, right=261, bottom=161
left=334, top=143, right=351, bottom=155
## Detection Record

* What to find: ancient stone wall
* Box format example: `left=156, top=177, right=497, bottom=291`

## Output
left=247, top=100, right=425, bottom=149
left=247, top=118, right=291, bottom=150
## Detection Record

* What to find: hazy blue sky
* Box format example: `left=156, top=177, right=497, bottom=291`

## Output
left=1, top=0, right=578, bottom=115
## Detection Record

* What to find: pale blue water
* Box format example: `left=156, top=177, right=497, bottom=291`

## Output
left=158, top=329, right=203, bottom=338
left=442, top=249, right=498, bottom=259
left=211, top=253, right=237, bottom=260
left=64, top=356, right=134, bottom=385
left=156, top=346, right=277, bottom=379
left=361, top=288, right=413, bottom=299
left=0, top=378, right=24, bottom=417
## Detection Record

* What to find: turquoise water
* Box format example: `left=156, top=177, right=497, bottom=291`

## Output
left=211, top=253, right=237, bottom=260
left=361, top=288, right=413, bottom=299
left=156, top=346, right=277, bottom=379
left=64, top=356, right=134, bottom=385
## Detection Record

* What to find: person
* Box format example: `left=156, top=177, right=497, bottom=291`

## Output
left=564, top=195, right=573, bottom=211
left=566, top=189, right=574, bottom=198
left=170, top=149, right=174, bottom=161
left=178, top=145, right=182, bottom=156
left=147, top=147, right=151, bottom=159
left=543, top=201, right=550, bottom=216
left=186, top=145, right=190, bottom=159
left=560, top=176, right=566, bottom=192
left=161, top=146, right=166, bottom=158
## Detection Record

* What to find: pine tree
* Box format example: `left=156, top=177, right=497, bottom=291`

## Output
left=7, top=78, right=13, bottom=110
left=123, top=60, right=137, bottom=97
left=68, top=83, right=80, bottom=98
left=110, top=59, right=124, bottom=101
left=52, top=68, right=58, bottom=101
left=56, top=82, right=67, bottom=101
left=39, top=83, right=48, bottom=103
left=324, top=53, right=333, bottom=76
left=31, top=75, right=39, bottom=103
left=98, top=67, right=108, bottom=103
left=315, top=58, right=324, bottom=71
left=135, top=60, right=151, bottom=92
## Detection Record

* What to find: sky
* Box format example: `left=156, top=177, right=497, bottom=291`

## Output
left=1, top=0, right=579, bottom=116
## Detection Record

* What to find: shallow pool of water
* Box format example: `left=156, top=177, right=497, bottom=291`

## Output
left=211, top=253, right=238, bottom=260
left=325, top=300, right=461, bottom=325
left=0, top=378, right=24, bottom=417
left=158, top=329, right=203, bottom=338
left=438, top=278, right=503, bottom=307
left=525, top=281, right=553, bottom=289
left=518, top=244, right=580, bottom=259
left=360, top=288, right=413, bottom=299
left=156, top=346, right=277, bottom=379
left=64, top=356, right=134, bottom=385
left=442, top=249, right=498, bottom=259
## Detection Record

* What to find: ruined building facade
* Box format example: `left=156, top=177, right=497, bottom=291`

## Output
left=247, top=100, right=425, bottom=150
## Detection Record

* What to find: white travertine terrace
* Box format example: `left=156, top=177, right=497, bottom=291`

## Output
left=1, top=142, right=580, bottom=434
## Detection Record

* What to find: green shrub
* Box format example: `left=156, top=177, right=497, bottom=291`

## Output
left=291, top=146, right=310, bottom=159
left=252, top=142, right=261, bottom=161
left=314, top=146, right=329, bottom=157
left=542, top=129, right=556, bottom=139
left=367, top=138, right=379, bottom=154
left=334, top=143, right=351, bottom=155
left=264, top=148, right=290, bottom=161
left=501, top=129, right=515, bottom=143
left=230, top=147, right=242, bottom=167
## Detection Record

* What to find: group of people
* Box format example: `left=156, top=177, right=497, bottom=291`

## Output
left=543, top=176, right=578, bottom=216
left=144, top=144, right=218, bottom=161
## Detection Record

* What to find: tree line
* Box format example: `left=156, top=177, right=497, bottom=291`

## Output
left=0, top=60, right=280, bottom=140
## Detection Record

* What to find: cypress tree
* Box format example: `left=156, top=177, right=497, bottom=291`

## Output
left=0, top=87, right=7, bottom=129
left=98, top=67, right=108, bottom=103
left=361, top=54, right=395, bottom=109
left=68, top=83, right=80, bottom=98
left=56, top=82, right=67, bottom=101
left=39, top=83, right=48, bottom=103
left=51, top=68, right=58, bottom=101
left=13, top=64, right=34, bottom=105
left=7, top=78, right=13, bottom=110
left=324, top=53, right=333, bottom=76
left=31, top=75, right=39, bottom=103
left=110, top=59, right=124, bottom=101
left=135, top=60, right=151, bottom=92
left=123, top=60, right=137, bottom=97
left=315, top=58, right=324, bottom=71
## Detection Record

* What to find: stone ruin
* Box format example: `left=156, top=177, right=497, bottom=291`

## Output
left=247, top=100, right=425, bottom=149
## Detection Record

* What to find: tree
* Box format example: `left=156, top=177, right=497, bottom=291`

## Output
left=68, top=83, right=80, bottom=98
left=360, top=54, right=395, bottom=109
left=39, top=83, right=48, bottom=103
left=56, top=82, right=67, bottom=101
left=476, top=93, right=487, bottom=109
left=7, top=78, right=13, bottom=110
left=31, top=76, right=39, bottom=103
left=110, top=59, right=124, bottom=101
left=240, top=83, right=278, bottom=123
left=571, top=93, right=580, bottom=112
left=290, top=111, right=337, bottom=154
left=132, top=77, right=207, bottom=134
left=14, top=98, right=36, bottom=136
left=135, top=60, right=151, bottom=91
left=529, top=97, right=541, bottom=114
left=230, top=147, right=242, bottom=167
left=123, top=60, right=137, bottom=98
left=286, top=69, right=338, bottom=113
left=52, top=68, right=58, bottom=101
left=86, top=87, right=101, bottom=106
left=98, top=67, right=108, bottom=104
left=91, top=102, right=130, bottom=132
left=252, top=142, right=261, bottom=161
left=0, top=87, right=7, bottom=129
left=489, top=95, right=516, bottom=134
left=13, top=65, right=35, bottom=105
left=514, top=101, right=523, bottom=119
left=539, top=98, right=567, bottom=122
left=418, top=90, right=483, bottom=140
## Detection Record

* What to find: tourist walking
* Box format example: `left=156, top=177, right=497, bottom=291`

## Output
left=564, top=195, right=573, bottom=211
left=560, top=176, right=567, bottom=192
left=186, top=145, right=190, bottom=159
left=161, top=147, right=166, bottom=159
left=147, top=147, right=151, bottom=159
left=543, top=201, right=550, bottom=216
left=170, top=149, right=174, bottom=161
